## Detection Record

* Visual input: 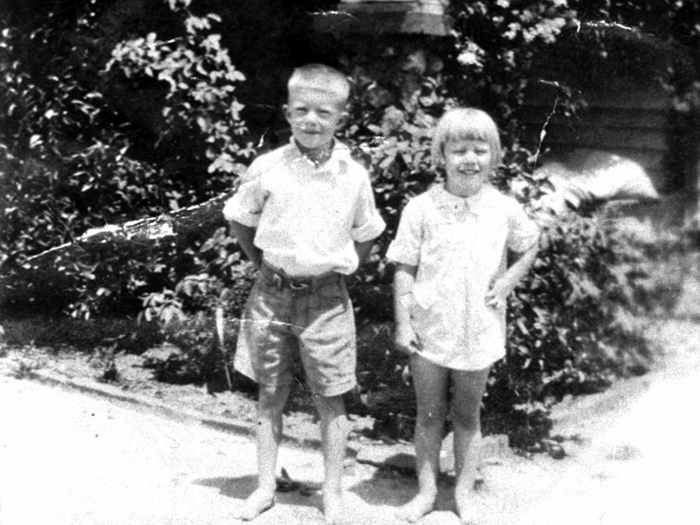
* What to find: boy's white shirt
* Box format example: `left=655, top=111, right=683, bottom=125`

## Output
left=224, top=139, right=385, bottom=277
left=387, top=184, right=539, bottom=370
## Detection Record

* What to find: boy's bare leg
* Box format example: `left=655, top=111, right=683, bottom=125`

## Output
left=452, top=367, right=490, bottom=525
left=397, top=355, right=449, bottom=523
left=236, top=382, right=291, bottom=521
left=313, top=394, right=349, bottom=525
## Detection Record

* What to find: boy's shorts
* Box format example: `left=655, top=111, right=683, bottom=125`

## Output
left=234, top=268, right=357, bottom=398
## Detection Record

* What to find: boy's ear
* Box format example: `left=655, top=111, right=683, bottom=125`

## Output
left=282, top=104, right=291, bottom=121
left=337, top=110, right=349, bottom=128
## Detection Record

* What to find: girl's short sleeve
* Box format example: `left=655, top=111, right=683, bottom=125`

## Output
left=386, top=198, right=424, bottom=267
left=506, top=201, right=540, bottom=253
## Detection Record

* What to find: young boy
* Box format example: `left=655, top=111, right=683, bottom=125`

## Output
left=223, top=64, right=385, bottom=524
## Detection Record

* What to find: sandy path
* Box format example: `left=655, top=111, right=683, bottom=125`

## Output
left=514, top=318, right=700, bottom=525
left=2, top=316, right=699, bottom=525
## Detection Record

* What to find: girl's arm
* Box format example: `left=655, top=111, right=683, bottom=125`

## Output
left=229, top=220, right=262, bottom=270
left=394, top=263, right=421, bottom=354
left=485, top=243, right=539, bottom=308
left=354, top=240, right=374, bottom=267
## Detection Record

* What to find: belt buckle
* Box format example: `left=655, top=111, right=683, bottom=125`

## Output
left=289, top=280, right=309, bottom=291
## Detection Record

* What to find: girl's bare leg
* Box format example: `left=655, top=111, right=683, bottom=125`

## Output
left=451, top=366, right=490, bottom=525
left=236, top=382, right=291, bottom=521
left=313, top=394, right=349, bottom=525
left=397, top=354, right=449, bottom=523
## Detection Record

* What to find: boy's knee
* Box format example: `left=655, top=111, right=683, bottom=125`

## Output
left=257, top=383, right=291, bottom=412
left=313, top=394, right=346, bottom=420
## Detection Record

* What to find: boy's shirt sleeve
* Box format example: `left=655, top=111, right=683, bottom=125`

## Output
left=350, top=175, right=386, bottom=243
left=222, top=161, right=267, bottom=227
left=386, top=198, right=422, bottom=267
left=506, top=200, right=540, bottom=253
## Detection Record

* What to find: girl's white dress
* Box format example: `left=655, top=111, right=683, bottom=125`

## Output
left=387, top=184, right=539, bottom=370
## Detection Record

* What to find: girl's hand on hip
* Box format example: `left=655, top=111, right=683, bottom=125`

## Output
left=485, top=279, right=510, bottom=309
left=394, top=324, right=422, bottom=355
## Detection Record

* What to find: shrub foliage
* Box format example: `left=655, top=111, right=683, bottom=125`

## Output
left=1, top=0, right=252, bottom=318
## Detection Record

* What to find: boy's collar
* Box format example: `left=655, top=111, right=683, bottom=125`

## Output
left=289, top=138, right=347, bottom=167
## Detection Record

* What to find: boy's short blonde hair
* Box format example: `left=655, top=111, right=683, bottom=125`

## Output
left=432, top=108, right=503, bottom=169
left=287, top=64, right=351, bottom=107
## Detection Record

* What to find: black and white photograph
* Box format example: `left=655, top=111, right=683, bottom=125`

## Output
left=2, top=1, right=699, bottom=524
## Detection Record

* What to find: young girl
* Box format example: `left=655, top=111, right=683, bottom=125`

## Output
left=386, top=108, right=540, bottom=524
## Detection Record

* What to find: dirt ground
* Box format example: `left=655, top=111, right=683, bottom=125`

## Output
left=2, top=304, right=700, bottom=525
left=0, top=341, right=375, bottom=448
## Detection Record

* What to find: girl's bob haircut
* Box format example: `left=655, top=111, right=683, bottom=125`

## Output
left=431, top=108, right=502, bottom=170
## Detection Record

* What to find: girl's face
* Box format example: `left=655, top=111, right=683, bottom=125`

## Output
left=443, top=139, right=493, bottom=197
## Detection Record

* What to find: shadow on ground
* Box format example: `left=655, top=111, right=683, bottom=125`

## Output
left=193, top=474, right=323, bottom=510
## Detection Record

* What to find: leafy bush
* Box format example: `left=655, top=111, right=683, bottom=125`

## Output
left=605, top=217, right=688, bottom=315
left=137, top=226, right=255, bottom=387
left=0, top=15, right=178, bottom=317
left=448, top=0, right=578, bottom=137
left=0, top=0, right=253, bottom=319
left=0, top=21, right=173, bottom=265
left=141, top=312, right=238, bottom=387
left=140, top=226, right=256, bottom=323
left=106, top=0, right=254, bottom=191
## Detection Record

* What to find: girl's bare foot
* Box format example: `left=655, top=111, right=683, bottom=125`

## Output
left=235, top=488, right=276, bottom=521
left=322, top=490, right=344, bottom=525
left=396, top=493, right=436, bottom=523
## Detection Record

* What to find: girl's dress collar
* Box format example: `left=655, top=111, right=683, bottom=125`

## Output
left=432, top=184, right=493, bottom=213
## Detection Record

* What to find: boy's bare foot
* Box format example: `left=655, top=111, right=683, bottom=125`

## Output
left=234, top=488, right=276, bottom=521
left=396, top=493, right=436, bottom=523
left=322, top=490, right=344, bottom=525
left=455, top=489, right=479, bottom=525
left=457, top=509, right=479, bottom=525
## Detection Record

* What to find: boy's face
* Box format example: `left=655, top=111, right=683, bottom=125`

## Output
left=285, top=86, right=346, bottom=154
left=444, top=138, right=492, bottom=197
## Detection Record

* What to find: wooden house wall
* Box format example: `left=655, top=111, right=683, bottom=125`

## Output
left=521, top=77, right=671, bottom=192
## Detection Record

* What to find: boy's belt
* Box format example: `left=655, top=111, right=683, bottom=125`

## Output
left=260, top=262, right=342, bottom=292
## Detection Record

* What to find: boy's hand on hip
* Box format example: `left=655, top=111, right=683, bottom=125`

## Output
left=394, top=324, right=422, bottom=355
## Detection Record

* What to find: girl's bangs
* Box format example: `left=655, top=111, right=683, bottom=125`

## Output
left=445, top=121, right=493, bottom=144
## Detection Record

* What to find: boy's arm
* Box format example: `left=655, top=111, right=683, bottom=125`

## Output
left=229, top=220, right=262, bottom=270
left=393, top=263, right=421, bottom=355
left=485, top=243, right=539, bottom=307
